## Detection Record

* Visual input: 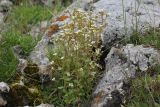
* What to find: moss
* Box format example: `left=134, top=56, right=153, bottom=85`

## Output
left=23, top=64, right=41, bottom=86
left=6, top=84, right=42, bottom=106
left=24, top=64, right=39, bottom=75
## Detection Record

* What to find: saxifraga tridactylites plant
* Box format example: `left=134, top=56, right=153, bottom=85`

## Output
left=47, top=9, right=107, bottom=106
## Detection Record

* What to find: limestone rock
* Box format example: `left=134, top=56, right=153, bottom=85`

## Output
left=0, top=0, right=12, bottom=12
left=0, top=82, right=10, bottom=93
left=91, top=44, right=160, bottom=107
left=0, top=82, right=10, bottom=106
left=36, top=103, right=54, bottom=107
left=92, top=0, right=160, bottom=45
left=13, top=45, right=27, bottom=59
left=68, top=0, right=160, bottom=45
left=24, top=104, right=54, bottom=107
left=0, top=34, right=2, bottom=42
left=0, top=12, right=4, bottom=24
left=29, top=35, right=52, bottom=82
left=40, top=0, right=55, bottom=7
left=29, top=21, right=48, bottom=39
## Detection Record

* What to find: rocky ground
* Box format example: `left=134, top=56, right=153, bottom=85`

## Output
left=0, top=0, right=160, bottom=107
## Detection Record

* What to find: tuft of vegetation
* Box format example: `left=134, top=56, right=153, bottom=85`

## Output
left=45, top=9, right=107, bottom=106
left=125, top=28, right=160, bottom=107
left=127, top=65, right=160, bottom=107
left=126, top=28, right=160, bottom=49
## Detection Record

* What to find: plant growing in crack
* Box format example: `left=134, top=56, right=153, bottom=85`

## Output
left=46, top=9, right=107, bottom=106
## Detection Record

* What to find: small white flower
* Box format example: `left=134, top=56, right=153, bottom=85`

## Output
left=71, top=38, right=75, bottom=42
left=88, top=44, right=92, bottom=47
left=79, top=68, right=83, bottom=71
left=91, top=41, right=96, bottom=44
left=69, top=83, right=74, bottom=87
left=58, top=67, right=62, bottom=70
left=19, top=80, right=24, bottom=86
left=107, top=94, right=112, bottom=99
left=91, top=72, right=96, bottom=76
left=52, top=77, right=56, bottom=81
left=75, top=30, right=81, bottom=34
left=96, top=49, right=101, bottom=55
left=74, top=45, right=79, bottom=51
left=50, top=61, right=54, bottom=65
left=71, top=16, right=75, bottom=20
left=60, top=56, right=64, bottom=60
left=53, top=53, right=57, bottom=56
left=66, top=72, right=70, bottom=76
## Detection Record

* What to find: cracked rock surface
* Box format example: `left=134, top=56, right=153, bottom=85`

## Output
left=91, top=44, right=160, bottom=107
left=70, top=0, right=160, bottom=45
left=92, top=0, right=160, bottom=45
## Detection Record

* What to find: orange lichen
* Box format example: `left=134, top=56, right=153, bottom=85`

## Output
left=93, top=91, right=105, bottom=106
left=94, top=96, right=101, bottom=105
left=47, top=24, right=59, bottom=37
left=56, top=15, right=69, bottom=22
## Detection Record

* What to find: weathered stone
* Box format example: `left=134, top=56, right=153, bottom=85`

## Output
left=36, top=103, right=54, bottom=107
left=24, top=103, right=54, bottom=107
left=92, top=0, right=160, bottom=45
left=0, top=82, right=10, bottom=106
left=29, top=21, right=48, bottom=39
left=68, top=0, right=160, bottom=46
left=0, top=82, right=10, bottom=92
left=0, top=97, right=7, bottom=106
left=13, top=45, right=27, bottom=59
left=0, top=0, right=12, bottom=12
left=91, top=44, right=160, bottom=107
left=0, top=12, right=4, bottom=24
left=29, top=35, right=52, bottom=82
left=40, top=0, right=55, bottom=7
left=29, top=26, right=41, bottom=38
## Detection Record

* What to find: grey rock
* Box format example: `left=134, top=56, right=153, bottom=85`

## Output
left=29, top=21, right=48, bottom=39
left=29, top=35, right=52, bottom=82
left=29, top=26, right=41, bottom=38
left=0, top=12, right=5, bottom=31
left=91, top=44, right=160, bottom=107
left=41, top=0, right=55, bottom=7
left=0, top=97, right=7, bottom=106
left=0, top=0, right=12, bottom=12
left=13, top=45, right=28, bottom=75
left=92, top=0, right=160, bottom=45
left=13, top=45, right=26, bottom=59
left=17, top=58, right=28, bottom=75
left=0, top=12, right=4, bottom=24
left=0, top=82, right=10, bottom=92
left=69, top=0, right=160, bottom=45
left=36, top=103, right=54, bottom=107
left=0, top=82, right=10, bottom=106
left=29, top=0, right=44, bottom=5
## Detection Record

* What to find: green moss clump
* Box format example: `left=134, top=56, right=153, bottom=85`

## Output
left=6, top=84, right=42, bottom=106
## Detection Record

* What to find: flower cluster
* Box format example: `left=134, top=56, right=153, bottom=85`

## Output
left=48, top=9, right=107, bottom=106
